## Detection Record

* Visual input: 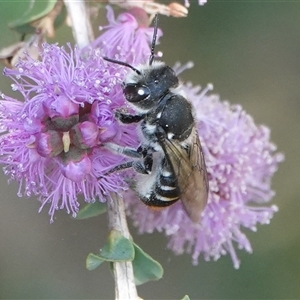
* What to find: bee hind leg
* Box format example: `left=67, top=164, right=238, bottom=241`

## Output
left=104, top=143, right=153, bottom=174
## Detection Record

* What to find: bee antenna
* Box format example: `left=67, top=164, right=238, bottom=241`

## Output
left=103, top=57, right=141, bottom=75
left=149, top=14, right=159, bottom=66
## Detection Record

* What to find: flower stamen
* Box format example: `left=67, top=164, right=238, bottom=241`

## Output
left=62, top=131, right=71, bottom=153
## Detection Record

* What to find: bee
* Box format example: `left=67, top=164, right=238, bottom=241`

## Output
left=104, top=15, right=209, bottom=223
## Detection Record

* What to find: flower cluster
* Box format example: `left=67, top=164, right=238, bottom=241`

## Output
left=0, top=43, right=137, bottom=222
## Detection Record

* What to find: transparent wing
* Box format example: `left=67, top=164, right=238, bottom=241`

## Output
left=162, top=128, right=209, bottom=223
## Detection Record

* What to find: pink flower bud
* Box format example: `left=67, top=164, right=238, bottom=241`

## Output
left=43, top=95, right=79, bottom=118
left=35, top=130, right=63, bottom=157
left=70, top=121, right=100, bottom=149
left=59, top=147, right=92, bottom=182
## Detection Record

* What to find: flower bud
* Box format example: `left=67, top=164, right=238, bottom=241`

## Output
left=35, top=130, right=64, bottom=157
left=43, top=95, right=79, bottom=118
left=70, top=121, right=100, bottom=149
left=59, top=147, right=92, bottom=182
left=99, top=120, right=119, bottom=142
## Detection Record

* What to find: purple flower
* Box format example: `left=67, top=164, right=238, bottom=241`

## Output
left=0, top=43, right=137, bottom=222
left=92, top=6, right=162, bottom=64
left=124, top=79, right=283, bottom=269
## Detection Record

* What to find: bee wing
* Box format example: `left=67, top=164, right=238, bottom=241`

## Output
left=163, top=128, right=209, bottom=223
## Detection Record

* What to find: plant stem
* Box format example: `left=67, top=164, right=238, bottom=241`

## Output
left=107, top=193, right=139, bottom=300
left=63, top=0, right=94, bottom=48
left=64, top=1, right=138, bottom=298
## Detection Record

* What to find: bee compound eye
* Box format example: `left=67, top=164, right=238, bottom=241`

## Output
left=124, top=84, right=150, bottom=102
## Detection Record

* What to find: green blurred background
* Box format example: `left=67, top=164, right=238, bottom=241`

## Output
left=0, top=1, right=299, bottom=299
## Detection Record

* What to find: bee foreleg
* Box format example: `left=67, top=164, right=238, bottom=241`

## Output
left=115, top=110, right=145, bottom=124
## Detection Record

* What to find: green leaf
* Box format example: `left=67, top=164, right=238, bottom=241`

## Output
left=8, top=0, right=66, bottom=35
left=132, top=243, right=164, bottom=285
left=75, top=202, right=107, bottom=220
left=181, top=296, right=190, bottom=300
left=100, top=230, right=135, bottom=262
left=86, top=230, right=135, bottom=271
left=86, top=253, right=105, bottom=271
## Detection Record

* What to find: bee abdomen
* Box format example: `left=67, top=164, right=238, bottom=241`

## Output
left=155, top=173, right=179, bottom=198
left=140, top=160, right=180, bottom=208
left=140, top=192, right=179, bottom=208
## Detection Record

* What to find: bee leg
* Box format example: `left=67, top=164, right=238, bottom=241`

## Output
left=133, top=159, right=152, bottom=174
left=105, top=161, right=135, bottom=175
left=104, top=143, right=153, bottom=174
left=143, top=153, right=153, bottom=173
left=137, top=145, right=154, bottom=173
left=105, top=159, right=151, bottom=175
left=115, top=110, right=145, bottom=124
left=104, top=143, right=141, bottom=158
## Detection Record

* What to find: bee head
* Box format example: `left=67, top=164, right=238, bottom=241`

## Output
left=103, top=15, right=178, bottom=111
left=123, top=62, right=179, bottom=111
